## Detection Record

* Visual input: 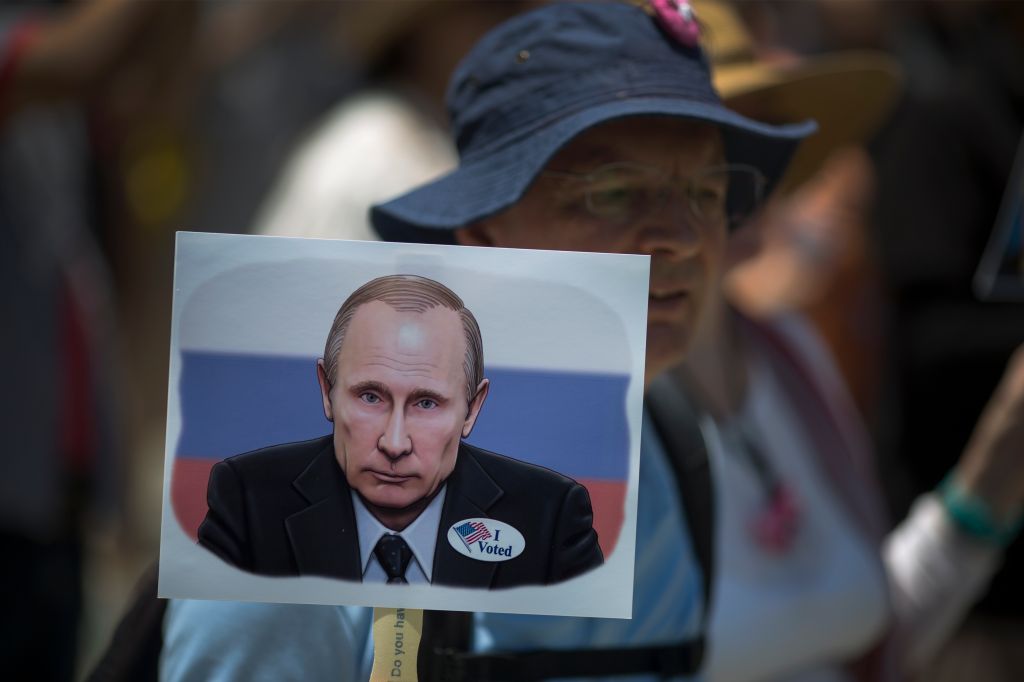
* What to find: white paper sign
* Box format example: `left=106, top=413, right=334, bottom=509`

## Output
left=159, top=232, right=648, bottom=618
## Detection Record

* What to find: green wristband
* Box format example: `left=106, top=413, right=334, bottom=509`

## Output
left=939, top=475, right=1023, bottom=547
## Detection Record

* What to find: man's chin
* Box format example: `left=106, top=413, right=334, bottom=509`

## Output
left=357, top=486, right=437, bottom=531
left=360, top=487, right=420, bottom=511
left=645, top=323, right=691, bottom=380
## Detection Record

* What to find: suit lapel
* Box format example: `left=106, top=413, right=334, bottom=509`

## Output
left=285, top=440, right=363, bottom=581
left=432, top=444, right=504, bottom=588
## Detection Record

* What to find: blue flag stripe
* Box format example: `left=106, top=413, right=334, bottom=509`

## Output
left=175, top=351, right=630, bottom=480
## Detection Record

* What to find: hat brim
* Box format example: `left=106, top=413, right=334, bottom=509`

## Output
left=716, top=51, right=902, bottom=193
left=372, top=97, right=815, bottom=244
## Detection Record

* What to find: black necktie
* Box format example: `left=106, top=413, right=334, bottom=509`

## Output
left=374, top=534, right=413, bottom=584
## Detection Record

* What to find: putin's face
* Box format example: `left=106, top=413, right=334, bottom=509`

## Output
left=316, top=301, right=488, bottom=529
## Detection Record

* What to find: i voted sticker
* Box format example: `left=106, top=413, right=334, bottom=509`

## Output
left=447, top=518, right=525, bottom=562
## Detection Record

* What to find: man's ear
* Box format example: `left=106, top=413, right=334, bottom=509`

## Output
left=316, top=359, right=334, bottom=422
left=454, top=222, right=495, bottom=248
left=462, top=378, right=490, bottom=438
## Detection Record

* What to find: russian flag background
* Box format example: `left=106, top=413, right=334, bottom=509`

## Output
left=171, top=354, right=630, bottom=556
left=165, top=234, right=648, bottom=591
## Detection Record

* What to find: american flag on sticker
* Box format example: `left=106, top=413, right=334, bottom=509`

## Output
left=455, top=521, right=492, bottom=549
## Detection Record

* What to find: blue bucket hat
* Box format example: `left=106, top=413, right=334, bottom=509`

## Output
left=371, top=1, right=816, bottom=245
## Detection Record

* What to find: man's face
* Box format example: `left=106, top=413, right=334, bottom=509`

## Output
left=455, top=117, right=729, bottom=382
left=317, top=301, right=487, bottom=519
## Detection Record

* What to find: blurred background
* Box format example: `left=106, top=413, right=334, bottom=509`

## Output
left=0, top=1, right=1021, bottom=680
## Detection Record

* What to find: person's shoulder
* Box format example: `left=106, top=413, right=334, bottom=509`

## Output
left=218, top=435, right=333, bottom=483
left=460, top=442, right=580, bottom=495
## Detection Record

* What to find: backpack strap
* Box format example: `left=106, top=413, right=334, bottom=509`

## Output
left=645, top=372, right=715, bottom=637
left=424, top=373, right=714, bottom=681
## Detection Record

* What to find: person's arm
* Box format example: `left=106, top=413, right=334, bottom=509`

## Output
left=548, top=482, right=604, bottom=583
left=948, top=345, right=1024, bottom=525
left=884, top=345, right=1024, bottom=672
left=883, top=494, right=1001, bottom=671
left=161, top=600, right=373, bottom=682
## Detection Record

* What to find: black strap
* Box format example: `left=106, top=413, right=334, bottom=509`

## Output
left=418, top=610, right=474, bottom=678
left=428, top=638, right=705, bottom=681
left=645, top=373, right=715, bottom=629
left=424, top=374, right=715, bottom=681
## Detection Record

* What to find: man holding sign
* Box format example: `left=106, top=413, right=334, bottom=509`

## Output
left=162, top=2, right=813, bottom=680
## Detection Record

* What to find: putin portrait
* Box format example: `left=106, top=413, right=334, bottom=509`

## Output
left=197, top=274, right=604, bottom=588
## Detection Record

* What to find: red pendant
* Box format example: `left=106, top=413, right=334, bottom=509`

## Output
left=750, top=484, right=801, bottom=553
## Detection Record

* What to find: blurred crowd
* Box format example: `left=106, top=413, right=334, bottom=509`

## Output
left=1, top=1, right=1022, bottom=681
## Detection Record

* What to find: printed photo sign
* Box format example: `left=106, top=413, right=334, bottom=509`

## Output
left=159, top=232, right=649, bottom=618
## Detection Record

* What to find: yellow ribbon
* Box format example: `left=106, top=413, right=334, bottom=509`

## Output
left=370, top=607, right=424, bottom=681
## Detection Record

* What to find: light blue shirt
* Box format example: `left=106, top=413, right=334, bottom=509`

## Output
left=474, top=412, right=705, bottom=681
left=160, top=413, right=704, bottom=681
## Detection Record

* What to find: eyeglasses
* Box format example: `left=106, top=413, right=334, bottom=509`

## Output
left=541, top=162, right=766, bottom=229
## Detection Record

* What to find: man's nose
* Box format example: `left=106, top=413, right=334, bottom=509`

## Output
left=633, top=195, right=705, bottom=259
left=377, top=407, right=412, bottom=459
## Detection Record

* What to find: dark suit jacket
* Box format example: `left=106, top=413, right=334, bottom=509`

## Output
left=197, top=436, right=604, bottom=588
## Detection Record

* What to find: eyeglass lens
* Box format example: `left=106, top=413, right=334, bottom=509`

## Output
left=582, top=165, right=763, bottom=228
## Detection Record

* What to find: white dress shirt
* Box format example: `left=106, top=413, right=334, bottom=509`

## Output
left=352, top=485, right=448, bottom=584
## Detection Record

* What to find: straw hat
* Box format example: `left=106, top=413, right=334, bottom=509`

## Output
left=695, top=0, right=902, bottom=193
